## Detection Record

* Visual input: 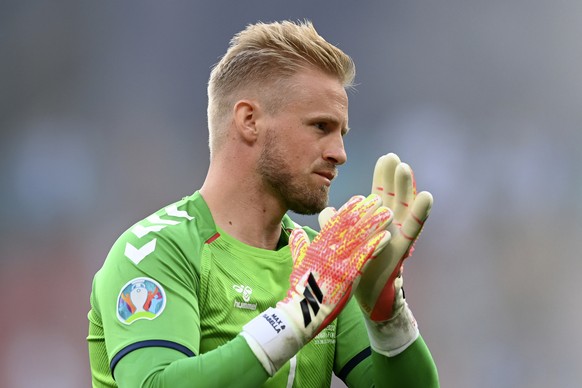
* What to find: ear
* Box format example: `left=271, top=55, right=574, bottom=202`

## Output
left=233, top=99, right=261, bottom=143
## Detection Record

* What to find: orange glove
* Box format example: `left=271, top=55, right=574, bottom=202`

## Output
left=242, top=194, right=392, bottom=374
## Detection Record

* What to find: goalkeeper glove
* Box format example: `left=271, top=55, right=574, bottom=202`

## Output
left=242, top=194, right=392, bottom=375
left=319, top=153, right=433, bottom=356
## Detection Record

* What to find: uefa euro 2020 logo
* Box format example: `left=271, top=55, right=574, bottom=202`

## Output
left=117, top=277, right=166, bottom=324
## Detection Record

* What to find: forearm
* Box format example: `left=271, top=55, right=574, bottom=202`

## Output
left=115, top=335, right=269, bottom=387
left=370, top=335, right=439, bottom=388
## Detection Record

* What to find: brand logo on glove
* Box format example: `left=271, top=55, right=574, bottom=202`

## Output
left=262, top=312, right=286, bottom=333
left=300, top=273, right=324, bottom=327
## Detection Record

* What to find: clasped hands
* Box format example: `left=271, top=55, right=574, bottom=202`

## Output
left=319, top=153, right=433, bottom=322
left=242, top=153, right=433, bottom=374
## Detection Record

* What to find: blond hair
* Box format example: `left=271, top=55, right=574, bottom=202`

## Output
left=207, top=20, right=355, bottom=156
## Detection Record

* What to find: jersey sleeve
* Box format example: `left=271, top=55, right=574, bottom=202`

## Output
left=333, top=297, right=374, bottom=383
left=114, top=336, right=268, bottom=387
left=368, top=335, right=439, bottom=387
left=333, top=299, right=439, bottom=387
left=88, top=198, right=279, bottom=386
left=90, top=205, right=205, bottom=378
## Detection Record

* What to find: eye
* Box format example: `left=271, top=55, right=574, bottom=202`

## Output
left=314, top=122, right=329, bottom=132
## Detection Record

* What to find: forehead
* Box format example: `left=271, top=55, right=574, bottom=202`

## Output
left=285, top=68, right=349, bottom=120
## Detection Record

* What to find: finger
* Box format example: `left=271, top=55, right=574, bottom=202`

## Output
left=289, top=228, right=310, bottom=268
left=336, top=195, right=365, bottom=215
left=332, top=229, right=391, bottom=305
left=349, top=230, right=391, bottom=274
left=353, top=237, right=397, bottom=320
left=318, top=206, right=337, bottom=229
left=393, top=163, right=415, bottom=223
left=356, top=205, right=393, bottom=237
left=371, top=153, right=401, bottom=208
left=400, top=191, right=433, bottom=243
left=339, top=194, right=383, bottom=233
left=369, top=228, right=392, bottom=257
left=346, top=204, right=392, bottom=252
left=315, top=195, right=365, bottom=242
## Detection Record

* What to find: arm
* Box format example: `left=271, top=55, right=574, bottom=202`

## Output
left=367, top=336, right=438, bottom=388
left=115, top=336, right=268, bottom=387
left=334, top=299, right=438, bottom=388
left=342, top=339, right=438, bottom=388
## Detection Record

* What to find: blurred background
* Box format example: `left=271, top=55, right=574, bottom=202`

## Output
left=1, top=1, right=581, bottom=387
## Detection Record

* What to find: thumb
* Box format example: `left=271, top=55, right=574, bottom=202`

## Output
left=318, top=207, right=337, bottom=230
left=289, top=228, right=310, bottom=267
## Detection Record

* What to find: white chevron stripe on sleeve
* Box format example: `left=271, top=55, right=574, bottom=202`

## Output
left=124, top=239, right=157, bottom=265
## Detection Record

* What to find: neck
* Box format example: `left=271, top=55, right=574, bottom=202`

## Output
left=200, top=157, right=286, bottom=250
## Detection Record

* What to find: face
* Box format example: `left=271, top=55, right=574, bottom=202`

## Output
left=257, top=68, right=349, bottom=215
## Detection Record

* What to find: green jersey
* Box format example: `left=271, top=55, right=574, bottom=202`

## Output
left=88, top=191, right=438, bottom=387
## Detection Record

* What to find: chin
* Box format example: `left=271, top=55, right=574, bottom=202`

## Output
left=288, top=194, right=328, bottom=215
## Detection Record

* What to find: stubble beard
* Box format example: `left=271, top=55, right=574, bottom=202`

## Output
left=257, top=131, right=330, bottom=215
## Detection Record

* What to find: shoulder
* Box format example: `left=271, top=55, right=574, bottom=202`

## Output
left=98, top=192, right=218, bottom=281
left=91, top=192, right=215, bottom=306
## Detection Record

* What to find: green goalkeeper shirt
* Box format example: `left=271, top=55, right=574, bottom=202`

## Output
left=87, top=191, right=438, bottom=387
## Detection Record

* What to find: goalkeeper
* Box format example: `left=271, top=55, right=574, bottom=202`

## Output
left=87, top=20, right=439, bottom=387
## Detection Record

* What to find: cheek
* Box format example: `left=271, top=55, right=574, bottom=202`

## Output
left=276, top=128, right=322, bottom=166
left=294, top=144, right=320, bottom=167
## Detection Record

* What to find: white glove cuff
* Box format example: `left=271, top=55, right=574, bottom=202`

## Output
left=363, top=301, right=419, bottom=357
left=241, top=307, right=303, bottom=376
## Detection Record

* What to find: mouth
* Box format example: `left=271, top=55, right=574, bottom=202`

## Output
left=314, top=170, right=336, bottom=186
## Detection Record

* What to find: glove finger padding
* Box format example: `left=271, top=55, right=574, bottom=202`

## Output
left=289, top=228, right=309, bottom=268
left=358, top=154, right=435, bottom=357
left=317, top=206, right=336, bottom=229
left=356, top=245, right=404, bottom=321
left=366, top=156, right=433, bottom=317
left=398, top=190, right=433, bottom=249
left=288, top=195, right=391, bottom=310
left=393, top=163, right=416, bottom=224
left=371, top=153, right=401, bottom=210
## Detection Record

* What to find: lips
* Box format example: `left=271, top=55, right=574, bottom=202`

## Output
left=314, top=170, right=336, bottom=185
left=316, top=171, right=335, bottom=181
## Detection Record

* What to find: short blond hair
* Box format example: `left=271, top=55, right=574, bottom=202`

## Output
left=207, top=20, right=355, bottom=156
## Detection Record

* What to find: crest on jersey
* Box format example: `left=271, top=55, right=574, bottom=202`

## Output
left=117, top=277, right=166, bottom=325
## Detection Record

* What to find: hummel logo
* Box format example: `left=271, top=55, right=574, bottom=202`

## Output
left=300, top=273, right=324, bottom=327
left=233, top=284, right=252, bottom=302
left=233, top=284, right=257, bottom=311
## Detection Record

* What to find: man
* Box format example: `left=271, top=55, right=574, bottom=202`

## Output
left=87, top=20, right=439, bottom=387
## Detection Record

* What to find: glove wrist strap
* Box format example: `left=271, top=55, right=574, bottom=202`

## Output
left=364, top=300, right=419, bottom=357
left=241, top=307, right=303, bottom=376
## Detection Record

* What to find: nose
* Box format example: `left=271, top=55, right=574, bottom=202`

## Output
left=323, top=134, right=347, bottom=166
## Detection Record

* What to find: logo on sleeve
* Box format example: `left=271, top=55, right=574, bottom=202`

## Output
left=117, top=277, right=166, bottom=325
